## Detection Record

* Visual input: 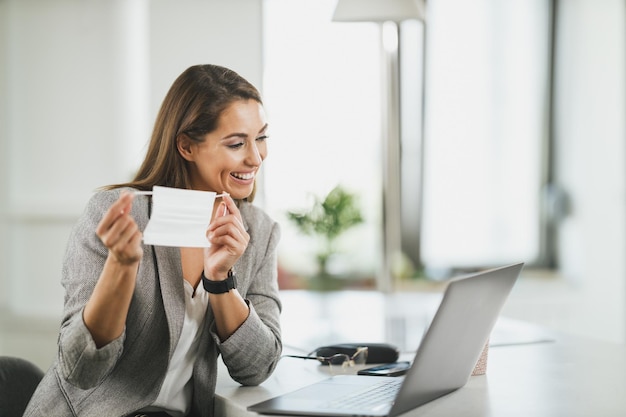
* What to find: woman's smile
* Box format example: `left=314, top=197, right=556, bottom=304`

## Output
left=231, top=170, right=256, bottom=183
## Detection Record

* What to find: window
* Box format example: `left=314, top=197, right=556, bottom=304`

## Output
left=262, top=0, right=552, bottom=289
left=420, top=0, right=551, bottom=273
left=262, top=0, right=383, bottom=288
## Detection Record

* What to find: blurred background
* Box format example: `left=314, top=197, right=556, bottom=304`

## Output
left=1, top=0, right=625, bottom=370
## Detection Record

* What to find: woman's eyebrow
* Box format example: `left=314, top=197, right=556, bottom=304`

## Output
left=222, top=132, right=248, bottom=140
left=221, top=124, right=269, bottom=141
left=220, top=123, right=268, bottom=140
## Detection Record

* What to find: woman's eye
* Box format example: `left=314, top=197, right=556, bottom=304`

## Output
left=227, top=136, right=267, bottom=149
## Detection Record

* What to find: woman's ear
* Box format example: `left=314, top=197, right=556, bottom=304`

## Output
left=177, top=134, right=195, bottom=162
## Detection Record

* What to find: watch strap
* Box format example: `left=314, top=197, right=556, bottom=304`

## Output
left=202, top=269, right=237, bottom=294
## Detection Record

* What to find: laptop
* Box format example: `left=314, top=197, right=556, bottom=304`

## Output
left=248, top=262, right=523, bottom=417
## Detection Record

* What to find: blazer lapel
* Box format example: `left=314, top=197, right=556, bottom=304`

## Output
left=153, top=245, right=185, bottom=357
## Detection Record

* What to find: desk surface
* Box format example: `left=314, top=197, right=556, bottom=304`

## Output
left=215, top=290, right=626, bottom=417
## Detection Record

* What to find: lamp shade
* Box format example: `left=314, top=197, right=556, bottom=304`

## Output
left=332, top=0, right=425, bottom=22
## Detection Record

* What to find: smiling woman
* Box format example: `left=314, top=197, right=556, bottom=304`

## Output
left=22, top=64, right=283, bottom=417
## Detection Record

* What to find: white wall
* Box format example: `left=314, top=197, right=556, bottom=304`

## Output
left=555, top=0, right=626, bottom=343
left=0, top=0, right=263, bottom=319
left=149, top=0, right=264, bottom=118
left=0, top=0, right=9, bottom=316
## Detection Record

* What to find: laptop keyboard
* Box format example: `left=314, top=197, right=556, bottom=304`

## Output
left=321, top=378, right=403, bottom=411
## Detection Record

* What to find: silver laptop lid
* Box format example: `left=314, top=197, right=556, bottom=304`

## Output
left=389, top=262, right=523, bottom=416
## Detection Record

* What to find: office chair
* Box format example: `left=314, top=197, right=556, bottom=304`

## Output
left=0, top=356, right=44, bottom=417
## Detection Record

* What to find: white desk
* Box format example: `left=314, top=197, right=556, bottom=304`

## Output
left=215, top=290, right=626, bottom=417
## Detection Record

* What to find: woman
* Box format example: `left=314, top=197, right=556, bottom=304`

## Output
left=24, top=64, right=282, bottom=417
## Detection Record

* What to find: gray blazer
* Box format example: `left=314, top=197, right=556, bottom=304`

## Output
left=24, top=188, right=282, bottom=417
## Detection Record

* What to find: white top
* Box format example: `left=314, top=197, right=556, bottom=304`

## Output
left=140, top=280, right=209, bottom=416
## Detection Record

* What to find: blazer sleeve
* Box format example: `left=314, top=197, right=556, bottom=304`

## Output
left=56, top=190, right=129, bottom=389
left=215, top=204, right=283, bottom=386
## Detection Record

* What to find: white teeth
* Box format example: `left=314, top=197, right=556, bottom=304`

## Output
left=232, top=172, right=254, bottom=180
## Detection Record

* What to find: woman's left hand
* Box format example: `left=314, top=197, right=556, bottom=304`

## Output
left=204, top=194, right=249, bottom=280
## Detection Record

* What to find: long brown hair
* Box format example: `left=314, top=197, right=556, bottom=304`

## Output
left=107, top=64, right=262, bottom=200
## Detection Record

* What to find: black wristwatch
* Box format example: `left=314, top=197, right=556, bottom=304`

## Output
left=202, top=269, right=237, bottom=294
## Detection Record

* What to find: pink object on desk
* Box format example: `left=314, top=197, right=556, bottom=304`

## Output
left=472, top=340, right=489, bottom=376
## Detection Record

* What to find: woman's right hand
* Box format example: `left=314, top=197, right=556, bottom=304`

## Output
left=95, top=192, right=143, bottom=265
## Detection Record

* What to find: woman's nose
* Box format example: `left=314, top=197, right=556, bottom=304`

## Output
left=247, top=142, right=263, bottom=165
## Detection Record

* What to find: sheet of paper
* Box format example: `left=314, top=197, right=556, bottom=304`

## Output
left=142, top=186, right=216, bottom=247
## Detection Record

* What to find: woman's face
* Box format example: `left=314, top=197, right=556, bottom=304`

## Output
left=181, top=99, right=268, bottom=200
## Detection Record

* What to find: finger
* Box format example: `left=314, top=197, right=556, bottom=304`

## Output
left=113, top=191, right=135, bottom=218
left=118, top=218, right=140, bottom=245
left=222, top=193, right=236, bottom=211
left=222, top=194, right=244, bottom=224
left=207, top=221, right=247, bottom=250
left=96, top=192, right=135, bottom=235
left=99, top=197, right=139, bottom=244
left=219, top=201, right=228, bottom=218
left=208, top=208, right=233, bottom=232
left=209, top=222, right=248, bottom=244
left=128, top=229, right=143, bottom=248
left=119, top=190, right=135, bottom=210
left=116, top=228, right=142, bottom=255
left=100, top=214, right=136, bottom=248
left=209, top=213, right=245, bottom=237
left=209, top=220, right=248, bottom=245
left=110, top=223, right=141, bottom=256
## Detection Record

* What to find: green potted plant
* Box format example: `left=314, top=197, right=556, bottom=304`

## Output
left=287, top=185, right=364, bottom=289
